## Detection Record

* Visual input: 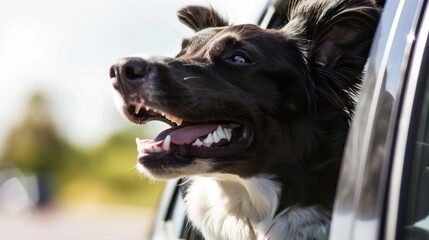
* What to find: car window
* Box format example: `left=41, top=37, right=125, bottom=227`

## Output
left=401, top=86, right=429, bottom=238
left=330, top=0, right=425, bottom=239
left=396, top=27, right=429, bottom=240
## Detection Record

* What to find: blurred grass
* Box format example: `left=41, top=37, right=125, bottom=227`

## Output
left=0, top=93, right=165, bottom=209
left=56, top=129, right=165, bottom=208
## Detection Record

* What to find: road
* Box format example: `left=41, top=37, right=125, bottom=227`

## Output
left=0, top=204, right=154, bottom=240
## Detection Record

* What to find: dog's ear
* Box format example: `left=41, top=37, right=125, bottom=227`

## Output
left=177, top=6, right=228, bottom=31
left=310, top=6, right=379, bottom=69
left=287, top=0, right=379, bottom=114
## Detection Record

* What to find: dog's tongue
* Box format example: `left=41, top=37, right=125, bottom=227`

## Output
left=155, top=123, right=219, bottom=145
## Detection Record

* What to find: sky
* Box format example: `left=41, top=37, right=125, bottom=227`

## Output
left=0, top=0, right=270, bottom=150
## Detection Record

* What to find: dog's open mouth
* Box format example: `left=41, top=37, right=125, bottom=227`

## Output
left=124, top=102, right=253, bottom=165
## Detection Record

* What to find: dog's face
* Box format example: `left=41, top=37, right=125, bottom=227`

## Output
left=110, top=4, right=378, bottom=185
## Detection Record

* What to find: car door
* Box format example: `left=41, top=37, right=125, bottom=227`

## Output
left=330, top=0, right=429, bottom=239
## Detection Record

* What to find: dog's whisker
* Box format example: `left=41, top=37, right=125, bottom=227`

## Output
left=184, top=76, right=200, bottom=81
left=165, top=59, right=176, bottom=64
left=129, top=165, right=139, bottom=172
left=182, top=63, right=210, bottom=68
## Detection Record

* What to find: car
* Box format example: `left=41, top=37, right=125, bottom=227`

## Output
left=150, top=0, right=429, bottom=239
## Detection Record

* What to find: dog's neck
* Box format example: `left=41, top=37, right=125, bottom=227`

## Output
left=184, top=174, right=331, bottom=240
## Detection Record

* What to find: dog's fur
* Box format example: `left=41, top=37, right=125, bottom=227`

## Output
left=110, top=0, right=379, bottom=239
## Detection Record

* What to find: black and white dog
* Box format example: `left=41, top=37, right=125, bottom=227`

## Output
left=110, top=0, right=379, bottom=239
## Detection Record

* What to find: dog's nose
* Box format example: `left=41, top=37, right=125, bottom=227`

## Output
left=110, top=57, right=149, bottom=85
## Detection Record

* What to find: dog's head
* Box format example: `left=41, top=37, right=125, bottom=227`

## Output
left=110, top=0, right=378, bottom=202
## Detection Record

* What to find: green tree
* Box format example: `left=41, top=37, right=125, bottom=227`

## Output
left=1, top=93, right=64, bottom=172
left=1, top=92, right=164, bottom=208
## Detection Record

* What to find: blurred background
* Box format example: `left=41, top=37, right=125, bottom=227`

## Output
left=0, top=0, right=263, bottom=239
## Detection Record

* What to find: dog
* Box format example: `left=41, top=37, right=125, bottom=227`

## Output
left=110, top=0, right=379, bottom=239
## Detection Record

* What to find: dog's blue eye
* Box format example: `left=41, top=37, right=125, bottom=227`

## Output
left=226, top=54, right=251, bottom=64
left=232, top=55, right=247, bottom=63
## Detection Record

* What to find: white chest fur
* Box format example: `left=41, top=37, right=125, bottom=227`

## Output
left=184, top=174, right=330, bottom=240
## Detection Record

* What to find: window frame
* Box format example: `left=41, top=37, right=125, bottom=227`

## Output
left=330, top=0, right=428, bottom=239
left=385, top=2, right=429, bottom=238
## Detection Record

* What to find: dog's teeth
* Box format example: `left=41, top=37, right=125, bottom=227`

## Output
left=212, top=130, right=220, bottom=143
left=162, top=113, right=183, bottom=126
left=203, top=133, right=214, bottom=146
left=192, top=139, right=204, bottom=147
left=167, top=116, right=182, bottom=125
left=216, top=125, right=227, bottom=139
left=162, top=135, right=171, bottom=151
left=174, top=118, right=183, bottom=125
left=134, top=103, right=143, bottom=114
left=224, top=128, right=232, bottom=141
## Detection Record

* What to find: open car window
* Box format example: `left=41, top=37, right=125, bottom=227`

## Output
left=388, top=5, right=429, bottom=239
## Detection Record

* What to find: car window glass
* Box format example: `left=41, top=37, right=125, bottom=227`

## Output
left=400, top=47, right=429, bottom=240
